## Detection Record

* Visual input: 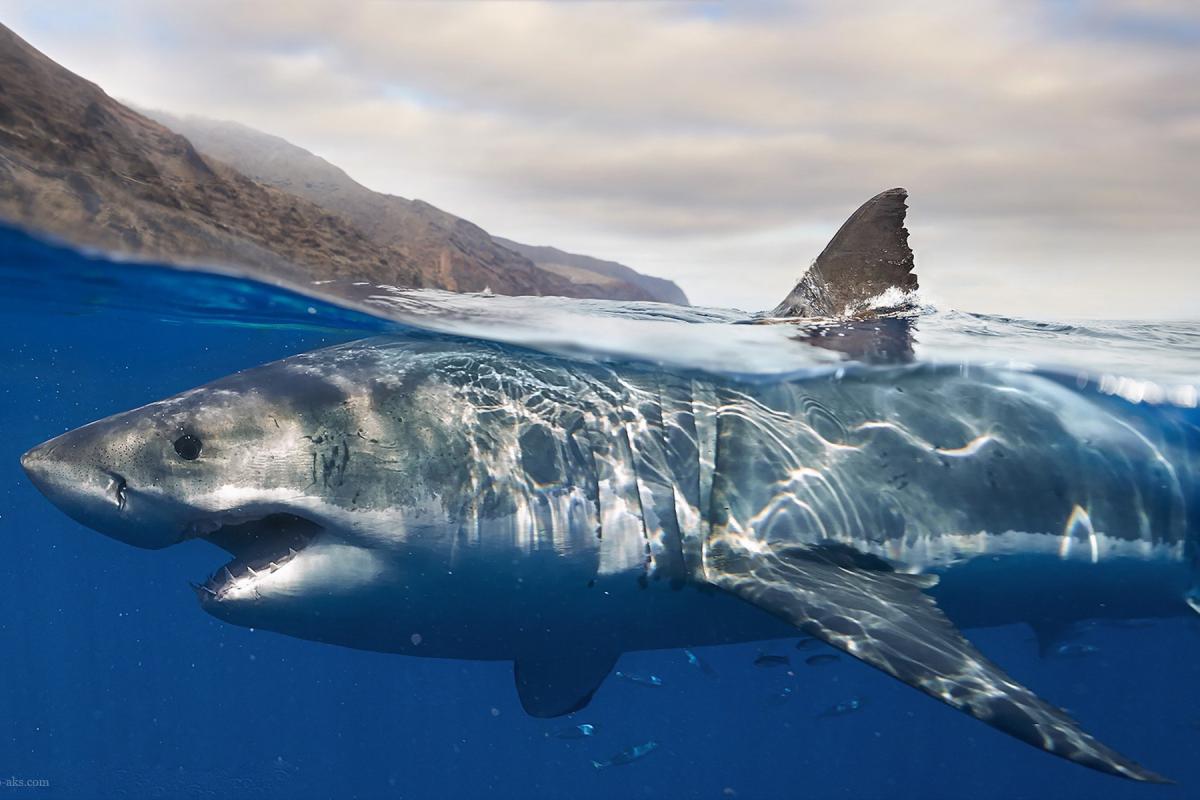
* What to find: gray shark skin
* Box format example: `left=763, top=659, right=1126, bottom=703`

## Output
left=772, top=188, right=917, bottom=317
left=18, top=189, right=1198, bottom=783
left=21, top=336, right=1197, bottom=782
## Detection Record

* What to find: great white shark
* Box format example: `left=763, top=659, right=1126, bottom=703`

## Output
left=21, top=189, right=1198, bottom=783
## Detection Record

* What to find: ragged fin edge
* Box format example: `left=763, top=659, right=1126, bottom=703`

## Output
left=771, top=188, right=917, bottom=318
left=705, top=539, right=1171, bottom=783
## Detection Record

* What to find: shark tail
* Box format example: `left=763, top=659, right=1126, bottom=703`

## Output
left=771, top=188, right=917, bottom=318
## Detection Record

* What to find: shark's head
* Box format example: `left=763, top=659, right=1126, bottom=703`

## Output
left=17, top=343, right=466, bottom=649
left=21, top=384, right=294, bottom=551
left=20, top=337, right=592, bottom=659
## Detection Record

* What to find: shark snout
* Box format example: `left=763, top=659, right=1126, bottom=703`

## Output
left=22, top=434, right=105, bottom=511
left=20, top=440, right=58, bottom=494
left=21, top=431, right=171, bottom=550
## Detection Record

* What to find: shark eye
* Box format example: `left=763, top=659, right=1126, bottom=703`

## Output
left=173, top=434, right=203, bottom=461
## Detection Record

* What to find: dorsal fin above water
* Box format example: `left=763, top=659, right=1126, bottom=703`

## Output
left=772, top=188, right=917, bottom=318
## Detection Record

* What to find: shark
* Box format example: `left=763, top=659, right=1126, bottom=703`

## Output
left=21, top=189, right=1197, bottom=783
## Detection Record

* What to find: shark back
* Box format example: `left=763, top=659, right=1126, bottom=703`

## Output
left=706, top=365, right=1194, bottom=569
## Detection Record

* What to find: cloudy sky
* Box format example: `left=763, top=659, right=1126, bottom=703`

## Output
left=4, top=1, right=1198, bottom=317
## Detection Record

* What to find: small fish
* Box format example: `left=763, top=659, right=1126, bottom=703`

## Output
left=819, top=697, right=865, bottom=717
left=591, top=740, right=659, bottom=769
left=766, top=686, right=794, bottom=707
left=1053, top=643, right=1101, bottom=658
left=753, top=653, right=790, bottom=668
left=794, top=637, right=821, bottom=650
left=684, top=649, right=718, bottom=678
left=805, top=654, right=840, bottom=666
left=614, top=670, right=663, bottom=687
left=549, top=723, right=595, bottom=740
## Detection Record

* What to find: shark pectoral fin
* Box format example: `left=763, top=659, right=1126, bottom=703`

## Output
left=705, top=541, right=1169, bottom=783
left=513, top=650, right=620, bottom=718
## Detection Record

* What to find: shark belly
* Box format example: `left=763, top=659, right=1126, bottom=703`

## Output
left=198, top=506, right=794, bottom=661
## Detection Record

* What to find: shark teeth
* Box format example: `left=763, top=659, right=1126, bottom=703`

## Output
left=189, top=512, right=321, bottom=603
left=195, top=539, right=309, bottom=602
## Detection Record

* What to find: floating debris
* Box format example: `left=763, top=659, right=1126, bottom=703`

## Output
left=819, top=697, right=865, bottom=718
left=805, top=654, right=840, bottom=666
left=591, top=740, right=659, bottom=769
left=684, top=649, right=718, bottom=678
left=766, top=686, right=794, bottom=707
left=614, top=670, right=663, bottom=687
left=550, top=723, right=595, bottom=740
left=753, top=653, right=790, bottom=668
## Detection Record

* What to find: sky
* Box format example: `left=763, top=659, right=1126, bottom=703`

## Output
left=2, top=1, right=1198, bottom=318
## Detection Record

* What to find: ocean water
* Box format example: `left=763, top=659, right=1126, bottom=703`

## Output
left=1, top=222, right=1198, bottom=799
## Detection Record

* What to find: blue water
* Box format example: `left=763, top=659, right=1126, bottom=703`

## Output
left=2, top=224, right=1198, bottom=799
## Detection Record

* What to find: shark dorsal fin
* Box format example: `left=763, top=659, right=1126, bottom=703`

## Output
left=772, top=188, right=917, bottom=318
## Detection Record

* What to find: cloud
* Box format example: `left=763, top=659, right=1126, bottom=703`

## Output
left=2, top=0, right=1198, bottom=317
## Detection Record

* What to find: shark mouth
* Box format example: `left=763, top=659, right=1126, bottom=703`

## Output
left=188, top=512, right=322, bottom=601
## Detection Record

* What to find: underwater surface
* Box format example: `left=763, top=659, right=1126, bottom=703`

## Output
left=2, top=222, right=1199, bottom=799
